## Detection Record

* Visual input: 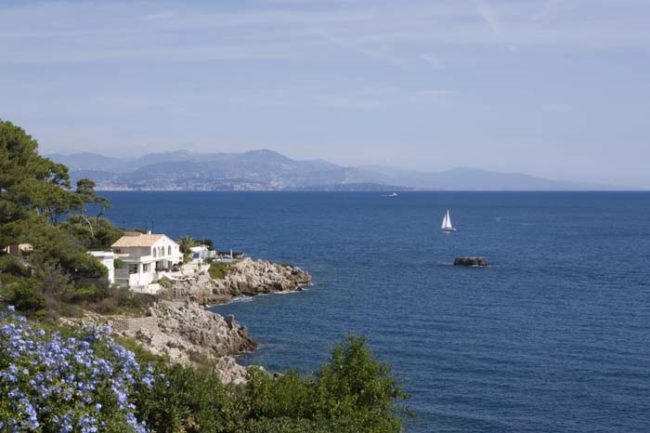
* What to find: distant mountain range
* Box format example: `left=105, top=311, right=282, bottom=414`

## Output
left=47, top=150, right=622, bottom=191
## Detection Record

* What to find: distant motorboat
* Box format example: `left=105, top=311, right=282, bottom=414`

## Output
left=388, top=192, right=398, bottom=197
left=441, top=209, right=456, bottom=232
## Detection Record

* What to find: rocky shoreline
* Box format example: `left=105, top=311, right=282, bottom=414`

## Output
left=82, top=258, right=311, bottom=384
left=161, top=257, right=311, bottom=305
left=111, top=300, right=255, bottom=383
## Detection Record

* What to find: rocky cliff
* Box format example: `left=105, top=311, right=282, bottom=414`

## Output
left=163, top=258, right=311, bottom=305
left=111, top=300, right=255, bottom=383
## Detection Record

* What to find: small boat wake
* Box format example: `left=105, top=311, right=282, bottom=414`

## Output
left=495, top=217, right=534, bottom=226
left=226, top=295, right=254, bottom=305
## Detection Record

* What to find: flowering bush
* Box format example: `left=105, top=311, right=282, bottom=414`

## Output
left=0, top=306, right=153, bottom=433
left=0, top=304, right=406, bottom=433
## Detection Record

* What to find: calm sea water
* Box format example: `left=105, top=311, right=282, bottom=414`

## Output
left=104, top=192, right=650, bottom=433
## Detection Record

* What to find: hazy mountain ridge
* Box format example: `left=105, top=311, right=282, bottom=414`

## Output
left=48, top=150, right=623, bottom=191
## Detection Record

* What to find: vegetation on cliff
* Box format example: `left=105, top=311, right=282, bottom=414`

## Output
left=208, top=262, right=231, bottom=280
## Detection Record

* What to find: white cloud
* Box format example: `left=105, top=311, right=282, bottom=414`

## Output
left=1, top=0, right=649, bottom=68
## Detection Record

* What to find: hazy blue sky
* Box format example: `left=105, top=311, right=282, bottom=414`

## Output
left=1, top=0, right=649, bottom=186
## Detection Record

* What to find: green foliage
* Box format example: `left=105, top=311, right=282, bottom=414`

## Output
left=0, top=254, right=31, bottom=277
left=87, top=288, right=157, bottom=316
left=208, top=262, right=231, bottom=280
left=0, top=119, right=127, bottom=317
left=133, top=336, right=407, bottom=433
left=60, top=215, right=124, bottom=250
left=0, top=120, right=73, bottom=230
left=156, top=277, right=173, bottom=288
left=194, top=239, right=215, bottom=250
left=240, top=336, right=407, bottom=433
left=178, top=236, right=194, bottom=255
left=135, top=363, right=234, bottom=433
left=314, top=336, right=407, bottom=432
left=28, top=222, right=107, bottom=282
left=115, top=335, right=169, bottom=365
left=5, top=279, right=47, bottom=313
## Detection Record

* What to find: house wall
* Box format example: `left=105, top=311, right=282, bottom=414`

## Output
left=114, top=262, right=156, bottom=289
left=99, top=257, right=115, bottom=285
left=152, top=238, right=183, bottom=264
left=115, top=241, right=182, bottom=266
left=111, top=235, right=182, bottom=290
left=113, top=246, right=150, bottom=258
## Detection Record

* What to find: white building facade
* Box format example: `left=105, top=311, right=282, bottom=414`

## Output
left=111, top=232, right=183, bottom=291
left=89, top=251, right=115, bottom=285
left=190, top=245, right=211, bottom=262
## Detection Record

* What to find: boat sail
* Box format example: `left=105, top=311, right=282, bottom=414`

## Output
left=441, top=210, right=456, bottom=232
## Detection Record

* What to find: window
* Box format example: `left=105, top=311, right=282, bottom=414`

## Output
left=153, top=248, right=157, bottom=258
left=128, top=264, right=138, bottom=274
left=168, top=246, right=171, bottom=255
left=143, top=263, right=150, bottom=273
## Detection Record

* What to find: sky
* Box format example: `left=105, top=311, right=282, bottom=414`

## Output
left=1, top=0, right=649, bottom=187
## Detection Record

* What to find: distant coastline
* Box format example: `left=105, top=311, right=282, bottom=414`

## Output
left=48, top=149, right=631, bottom=192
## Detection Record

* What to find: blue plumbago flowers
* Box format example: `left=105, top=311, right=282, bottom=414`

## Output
left=0, top=307, right=154, bottom=432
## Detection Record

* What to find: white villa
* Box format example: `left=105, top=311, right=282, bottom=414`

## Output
left=111, top=232, right=183, bottom=291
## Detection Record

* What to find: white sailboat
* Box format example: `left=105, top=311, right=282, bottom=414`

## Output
left=441, top=209, right=456, bottom=232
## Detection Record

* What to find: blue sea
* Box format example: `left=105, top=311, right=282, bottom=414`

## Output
left=104, top=192, right=650, bottom=433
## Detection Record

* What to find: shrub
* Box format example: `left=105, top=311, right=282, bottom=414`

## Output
left=89, top=288, right=156, bottom=316
left=156, top=277, right=173, bottom=289
left=0, top=307, right=154, bottom=432
left=208, top=262, right=231, bottom=280
left=240, top=336, right=408, bottom=433
left=133, top=336, right=407, bottom=433
left=135, top=363, right=233, bottom=433
left=12, top=285, right=47, bottom=313
left=314, top=336, right=408, bottom=432
left=5, top=280, right=46, bottom=313
left=0, top=255, right=31, bottom=278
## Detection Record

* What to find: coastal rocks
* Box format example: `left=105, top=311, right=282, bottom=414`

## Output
left=110, top=300, right=256, bottom=383
left=454, top=256, right=488, bottom=267
left=163, top=258, right=311, bottom=305
left=215, top=356, right=250, bottom=385
left=219, top=258, right=311, bottom=297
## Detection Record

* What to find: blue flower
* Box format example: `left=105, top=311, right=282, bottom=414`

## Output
left=0, top=312, right=152, bottom=433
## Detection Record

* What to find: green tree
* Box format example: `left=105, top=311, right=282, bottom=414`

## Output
left=0, top=119, right=115, bottom=315
left=0, top=120, right=75, bottom=242
left=73, top=177, right=110, bottom=217
left=313, top=336, right=407, bottom=432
